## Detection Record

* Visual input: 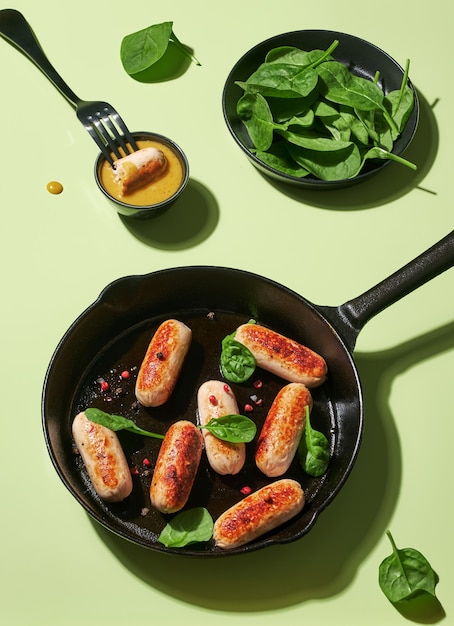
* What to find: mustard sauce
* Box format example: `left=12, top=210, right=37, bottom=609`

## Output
left=47, top=181, right=63, bottom=194
left=99, top=139, right=184, bottom=206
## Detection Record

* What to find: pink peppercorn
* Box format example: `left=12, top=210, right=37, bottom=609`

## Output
left=120, top=370, right=130, bottom=379
left=223, top=384, right=230, bottom=393
left=254, top=380, right=263, bottom=389
left=100, top=381, right=109, bottom=392
left=209, top=395, right=217, bottom=405
left=244, top=403, right=253, bottom=412
left=240, top=486, right=252, bottom=495
left=143, top=458, right=151, bottom=467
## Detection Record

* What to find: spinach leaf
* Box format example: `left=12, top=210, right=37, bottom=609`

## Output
left=323, top=118, right=352, bottom=142
left=201, top=414, right=257, bottom=443
left=268, top=91, right=318, bottom=123
left=158, top=507, right=214, bottom=548
left=358, top=146, right=417, bottom=173
left=237, top=93, right=286, bottom=151
left=220, top=332, right=256, bottom=383
left=169, top=30, right=201, bottom=66
left=286, top=139, right=361, bottom=181
left=298, top=406, right=330, bottom=476
left=254, top=142, right=310, bottom=177
left=298, top=41, right=340, bottom=71
left=356, top=108, right=394, bottom=150
left=317, top=61, right=386, bottom=112
left=85, top=408, right=164, bottom=439
left=264, top=41, right=338, bottom=70
left=237, top=63, right=319, bottom=98
left=312, top=103, right=352, bottom=142
left=86, top=407, right=255, bottom=446
left=286, top=109, right=315, bottom=128
left=278, top=127, right=353, bottom=152
left=384, top=60, right=414, bottom=138
left=338, top=106, right=370, bottom=145
left=120, top=21, right=200, bottom=76
left=379, top=531, right=438, bottom=603
left=265, top=46, right=323, bottom=66
left=385, top=88, right=414, bottom=139
left=312, top=99, right=340, bottom=117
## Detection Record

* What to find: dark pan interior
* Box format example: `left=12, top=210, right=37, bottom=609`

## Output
left=42, top=266, right=363, bottom=556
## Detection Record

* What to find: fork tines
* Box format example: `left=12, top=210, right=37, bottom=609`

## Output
left=84, top=106, right=138, bottom=165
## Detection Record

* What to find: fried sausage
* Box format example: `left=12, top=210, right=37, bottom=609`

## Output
left=135, top=319, right=192, bottom=407
left=234, top=323, right=327, bottom=388
left=113, top=147, right=167, bottom=195
left=256, top=382, right=312, bottom=477
left=213, top=478, right=305, bottom=550
left=150, top=420, right=203, bottom=514
left=197, top=380, right=246, bottom=475
left=72, top=411, right=133, bottom=503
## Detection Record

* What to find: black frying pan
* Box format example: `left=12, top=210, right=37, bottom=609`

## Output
left=42, top=231, right=453, bottom=556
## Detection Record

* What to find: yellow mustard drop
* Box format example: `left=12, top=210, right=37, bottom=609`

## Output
left=47, top=181, right=63, bottom=194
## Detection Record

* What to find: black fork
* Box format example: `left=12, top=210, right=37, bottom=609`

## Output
left=0, top=9, right=138, bottom=165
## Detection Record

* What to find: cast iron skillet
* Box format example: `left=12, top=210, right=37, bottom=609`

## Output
left=42, top=231, right=453, bottom=557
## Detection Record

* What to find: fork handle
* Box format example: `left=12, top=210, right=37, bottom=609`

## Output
left=0, top=9, right=81, bottom=109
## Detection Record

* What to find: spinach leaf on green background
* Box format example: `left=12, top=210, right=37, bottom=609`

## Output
left=379, top=531, right=438, bottom=603
left=121, top=21, right=200, bottom=76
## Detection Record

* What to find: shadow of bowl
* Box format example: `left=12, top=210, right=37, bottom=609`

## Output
left=119, top=178, right=220, bottom=250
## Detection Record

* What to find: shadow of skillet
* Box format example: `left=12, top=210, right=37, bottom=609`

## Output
left=90, top=321, right=453, bottom=615
left=253, top=89, right=439, bottom=211
left=119, top=178, right=219, bottom=250
left=351, top=323, right=451, bottom=626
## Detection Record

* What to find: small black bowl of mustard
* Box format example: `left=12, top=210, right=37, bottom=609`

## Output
left=95, top=131, right=189, bottom=219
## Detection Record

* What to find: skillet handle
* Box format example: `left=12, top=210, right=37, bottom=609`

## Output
left=318, top=230, right=454, bottom=351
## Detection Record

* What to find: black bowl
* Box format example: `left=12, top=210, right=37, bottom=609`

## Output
left=94, top=131, right=189, bottom=219
left=222, top=30, right=419, bottom=189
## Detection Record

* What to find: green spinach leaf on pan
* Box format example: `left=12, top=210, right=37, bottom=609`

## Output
left=158, top=508, right=214, bottom=548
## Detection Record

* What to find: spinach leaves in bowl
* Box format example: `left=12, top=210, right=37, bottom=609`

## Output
left=222, top=30, right=419, bottom=189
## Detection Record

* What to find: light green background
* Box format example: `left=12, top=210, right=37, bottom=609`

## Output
left=1, top=0, right=452, bottom=624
